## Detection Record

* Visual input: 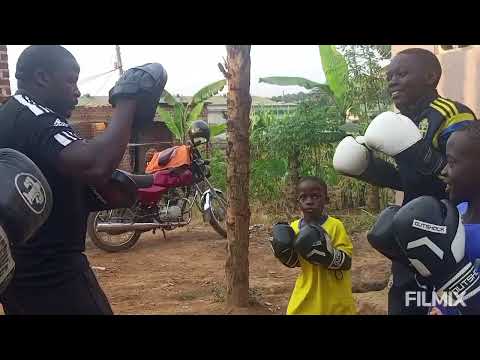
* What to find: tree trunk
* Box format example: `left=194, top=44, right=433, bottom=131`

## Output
left=366, top=184, right=380, bottom=212
left=286, top=149, right=300, bottom=214
left=224, top=45, right=252, bottom=308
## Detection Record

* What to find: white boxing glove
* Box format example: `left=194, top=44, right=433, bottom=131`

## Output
left=333, top=136, right=370, bottom=176
left=333, top=135, right=404, bottom=191
left=364, top=111, right=422, bottom=157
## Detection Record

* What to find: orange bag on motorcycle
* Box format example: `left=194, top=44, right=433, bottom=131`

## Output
left=145, top=145, right=192, bottom=174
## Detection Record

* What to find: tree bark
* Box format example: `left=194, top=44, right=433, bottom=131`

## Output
left=366, top=184, right=380, bottom=212
left=224, top=45, right=252, bottom=308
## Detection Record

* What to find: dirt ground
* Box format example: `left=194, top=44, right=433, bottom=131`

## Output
left=0, top=223, right=391, bottom=315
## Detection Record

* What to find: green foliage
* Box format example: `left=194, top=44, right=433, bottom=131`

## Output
left=249, top=45, right=394, bottom=212
left=333, top=209, right=378, bottom=234
left=157, top=80, right=226, bottom=143
left=249, top=99, right=345, bottom=206
left=187, top=102, right=206, bottom=123
left=250, top=159, right=287, bottom=202
left=271, top=92, right=311, bottom=103
left=188, top=46, right=394, bottom=218
left=252, top=98, right=344, bottom=157
left=259, top=76, right=325, bottom=90
left=190, top=79, right=226, bottom=106
left=339, top=45, right=392, bottom=126
left=208, top=148, right=227, bottom=192
left=156, top=106, right=181, bottom=141
left=209, top=123, right=227, bottom=137
left=319, top=45, right=348, bottom=114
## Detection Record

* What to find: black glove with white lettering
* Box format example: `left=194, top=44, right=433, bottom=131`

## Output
left=294, top=224, right=351, bottom=270
left=393, top=196, right=480, bottom=314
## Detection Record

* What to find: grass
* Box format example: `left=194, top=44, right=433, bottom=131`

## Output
left=210, top=282, right=264, bottom=306
left=250, top=201, right=378, bottom=236
left=248, top=287, right=263, bottom=306
left=250, top=201, right=301, bottom=225
left=211, top=282, right=225, bottom=303
left=176, top=289, right=206, bottom=301
left=330, top=208, right=378, bottom=234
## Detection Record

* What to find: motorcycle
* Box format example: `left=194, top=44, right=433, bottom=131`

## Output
left=86, top=123, right=227, bottom=252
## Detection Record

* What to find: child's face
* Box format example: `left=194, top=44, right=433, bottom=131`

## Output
left=443, top=131, right=479, bottom=205
left=297, top=181, right=327, bottom=218
left=386, top=53, right=436, bottom=110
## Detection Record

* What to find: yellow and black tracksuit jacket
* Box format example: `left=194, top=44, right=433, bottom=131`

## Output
left=389, top=93, right=477, bottom=305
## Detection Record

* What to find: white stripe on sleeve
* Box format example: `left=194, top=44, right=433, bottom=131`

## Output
left=13, top=95, right=46, bottom=116
left=62, top=131, right=79, bottom=141
left=54, top=133, right=73, bottom=147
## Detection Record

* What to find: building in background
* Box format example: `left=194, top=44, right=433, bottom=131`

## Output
left=0, top=45, right=10, bottom=104
left=73, top=94, right=296, bottom=144
left=70, top=95, right=174, bottom=173
left=205, top=95, right=295, bottom=125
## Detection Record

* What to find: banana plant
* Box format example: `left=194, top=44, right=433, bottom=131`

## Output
left=156, top=79, right=227, bottom=143
left=209, top=123, right=227, bottom=137
left=259, top=45, right=349, bottom=123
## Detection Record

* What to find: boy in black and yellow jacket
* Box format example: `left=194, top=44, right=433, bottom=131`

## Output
left=270, top=176, right=356, bottom=315
left=333, top=48, right=477, bottom=315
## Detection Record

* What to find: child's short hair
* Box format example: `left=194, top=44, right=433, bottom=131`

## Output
left=298, top=176, right=329, bottom=204
left=396, top=48, right=442, bottom=87
left=298, top=176, right=327, bottom=192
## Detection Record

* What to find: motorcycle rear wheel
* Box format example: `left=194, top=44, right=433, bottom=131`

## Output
left=87, top=210, right=142, bottom=252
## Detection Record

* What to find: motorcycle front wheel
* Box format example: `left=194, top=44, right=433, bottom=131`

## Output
left=206, top=190, right=227, bottom=238
left=87, top=210, right=142, bottom=252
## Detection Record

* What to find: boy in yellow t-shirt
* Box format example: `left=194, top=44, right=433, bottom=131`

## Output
left=270, top=176, right=357, bottom=315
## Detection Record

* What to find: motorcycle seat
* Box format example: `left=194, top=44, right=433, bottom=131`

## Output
left=157, top=147, right=177, bottom=165
left=128, top=173, right=154, bottom=189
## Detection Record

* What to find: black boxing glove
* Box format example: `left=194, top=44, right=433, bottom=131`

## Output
left=109, top=63, right=168, bottom=131
left=294, top=223, right=351, bottom=270
left=86, top=169, right=140, bottom=211
left=367, top=205, right=411, bottom=267
left=0, top=149, right=53, bottom=293
left=270, top=223, right=299, bottom=268
left=393, top=196, right=480, bottom=314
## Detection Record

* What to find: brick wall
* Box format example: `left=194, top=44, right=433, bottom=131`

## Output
left=70, top=106, right=112, bottom=124
left=71, top=121, right=107, bottom=139
left=0, top=45, right=11, bottom=104
left=119, top=149, right=134, bottom=172
left=69, top=105, right=173, bottom=173
left=70, top=106, right=135, bottom=171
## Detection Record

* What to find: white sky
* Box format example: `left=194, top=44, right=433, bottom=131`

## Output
left=7, top=45, right=326, bottom=98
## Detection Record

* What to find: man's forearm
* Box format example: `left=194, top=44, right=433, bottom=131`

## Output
left=358, top=155, right=403, bottom=191
left=57, top=100, right=137, bottom=185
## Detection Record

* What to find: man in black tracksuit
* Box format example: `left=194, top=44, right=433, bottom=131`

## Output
left=0, top=45, right=166, bottom=314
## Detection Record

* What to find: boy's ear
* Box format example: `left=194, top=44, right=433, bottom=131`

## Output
left=424, top=70, right=439, bottom=87
left=32, top=68, right=51, bottom=88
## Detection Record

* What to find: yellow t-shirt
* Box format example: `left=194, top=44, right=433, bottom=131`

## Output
left=286, top=216, right=357, bottom=315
